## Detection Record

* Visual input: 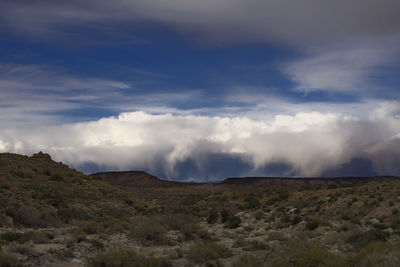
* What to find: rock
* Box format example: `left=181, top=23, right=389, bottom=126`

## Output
left=386, top=228, right=394, bottom=234
left=72, top=252, right=82, bottom=258
left=369, top=218, right=380, bottom=224
left=288, top=208, right=297, bottom=214
left=72, top=258, right=83, bottom=264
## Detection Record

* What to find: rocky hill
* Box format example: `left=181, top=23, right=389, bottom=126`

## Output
left=90, top=171, right=188, bottom=188
left=0, top=152, right=140, bottom=228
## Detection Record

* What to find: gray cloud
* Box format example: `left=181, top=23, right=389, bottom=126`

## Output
left=2, top=1, right=400, bottom=95
left=1, top=0, right=400, bottom=46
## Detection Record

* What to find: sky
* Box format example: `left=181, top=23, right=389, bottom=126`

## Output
left=0, top=0, right=400, bottom=181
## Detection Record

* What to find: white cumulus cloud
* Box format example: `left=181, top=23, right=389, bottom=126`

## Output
left=1, top=101, right=399, bottom=180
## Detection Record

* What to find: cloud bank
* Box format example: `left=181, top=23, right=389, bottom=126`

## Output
left=2, top=0, right=400, bottom=46
left=1, top=102, right=399, bottom=181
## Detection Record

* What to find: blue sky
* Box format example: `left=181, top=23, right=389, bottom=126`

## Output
left=1, top=0, right=400, bottom=180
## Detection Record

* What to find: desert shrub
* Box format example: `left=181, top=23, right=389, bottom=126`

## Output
left=220, top=209, right=230, bottom=223
left=305, top=217, right=330, bottom=231
left=390, top=219, right=400, bottom=229
left=187, top=241, right=231, bottom=263
left=227, top=215, right=241, bottom=229
left=1, top=184, right=10, bottom=190
left=7, top=244, right=36, bottom=256
left=291, top=215, right=302, bottom=225
left=392, top=209, right=399, bottom=215
left=68, top=230, right=87, bottom=244
left=373, top=223, right=388, bottom=230
left=327, top=183, right=338, bottom=189
left=57, top=204, right=91, bottom=222
left=50, top=174, right=63, bottom=181
left=244, top=195, right=261, bottom=210
left=10, top=170, right=25, bottom=178
left=207, top=210, right=219, bottom=224
left=0, top=249, right=18, bottom=267
left=243, top=240, right=269, bottom=251
left=79, top=221, right=102, bottom=235
left=346, top=229, right=389, bottom=250
left=42, top=170, right=51, bottom=176
left=293, top=247, right=347, bottom=267
left=87, top=250, right=170, bottom=267
left=306, top=220, right=319, bottom=231
left=102, top=218, right=128, bottom=234
left=0, top=232, right=27, bottom=244
left=163, top=214, right=195, bottom=231
left=354, top=241, right=400, bottom=267
left=6, top=205, right=52, bottom=228
left=0, top=231, right=53, bottom=244
left=281, top=215, right=291, bottom=224
left=233, top=254, right=262, bottom=267
left=255, top=210, right=264, bottom=220
left=129, top=217, right=167, bottom=245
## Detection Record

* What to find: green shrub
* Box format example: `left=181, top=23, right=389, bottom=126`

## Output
left=243, top=240, right=268, bottom=251
left=0, top=231, right=53, bottom=244
left=0, top=184, right=10, bottom=190
left=187, top=241, right=231, bottom=263
left=327, top=183, right=338, bottom=189
left=220, top=209, right=230, bottom=223
left=79, top=221, right=102, bottom=235
left=305, top=217, right=330, bottom=231
left=291, top=215, right=302, bottom=225
left=244, top=195, right=260, bottom=210
left=50, top=174, right=63, bottom=181
left=207, top=210, right=218, bottom=224
left=227, top=216, right=241, bottom=229
left=233, top=254, right=262, bottom=267
left=355, top=241, right=400, bottom=267
left=306, top=221, right=319, bottom=231
left=10, top=170, right=25, bottom=178
left=0, top=249, right=18, bottom=267
left=293, top=247, right=347, bottom=267
left=129, top=217, right=167, bottom=245
left=86, top=250, right=169, bottom=267
left=0, top=232, right=27, bottom=243
left=255, top=210, right=264, bottom=220
left=346, top=229, right=389, bottom=250
left=102, top=218, right=128, bottom=234
left=43, top=170, right=51, bottom=176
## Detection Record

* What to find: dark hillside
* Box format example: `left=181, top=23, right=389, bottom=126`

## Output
left=0, top=152, right=140, bottom=228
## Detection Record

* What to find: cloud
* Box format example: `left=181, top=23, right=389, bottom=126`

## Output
left=1, top=0, right=400, bottom=46
left=0, top=102, right=399, bottom=181
left=282, top=42, right=400, bottom=93
left=2, top=1, right=400, bottom=96
left=0, top=63, right=205, bottom=124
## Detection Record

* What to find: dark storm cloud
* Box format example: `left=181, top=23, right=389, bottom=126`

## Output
left=1, top=0, right=400, bottom=45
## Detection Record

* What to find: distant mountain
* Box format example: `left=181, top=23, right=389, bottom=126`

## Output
left=90, top=171, right=189, bottom=188
left=219, top=176, right=399, bottom=187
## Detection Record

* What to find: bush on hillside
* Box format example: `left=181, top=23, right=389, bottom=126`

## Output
left=187, top=241, right=231, bottom=263
left=87, top=250, right=170, bottom=267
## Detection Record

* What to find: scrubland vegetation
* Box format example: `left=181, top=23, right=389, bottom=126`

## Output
left=1, top=152, right=400, bottom=266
